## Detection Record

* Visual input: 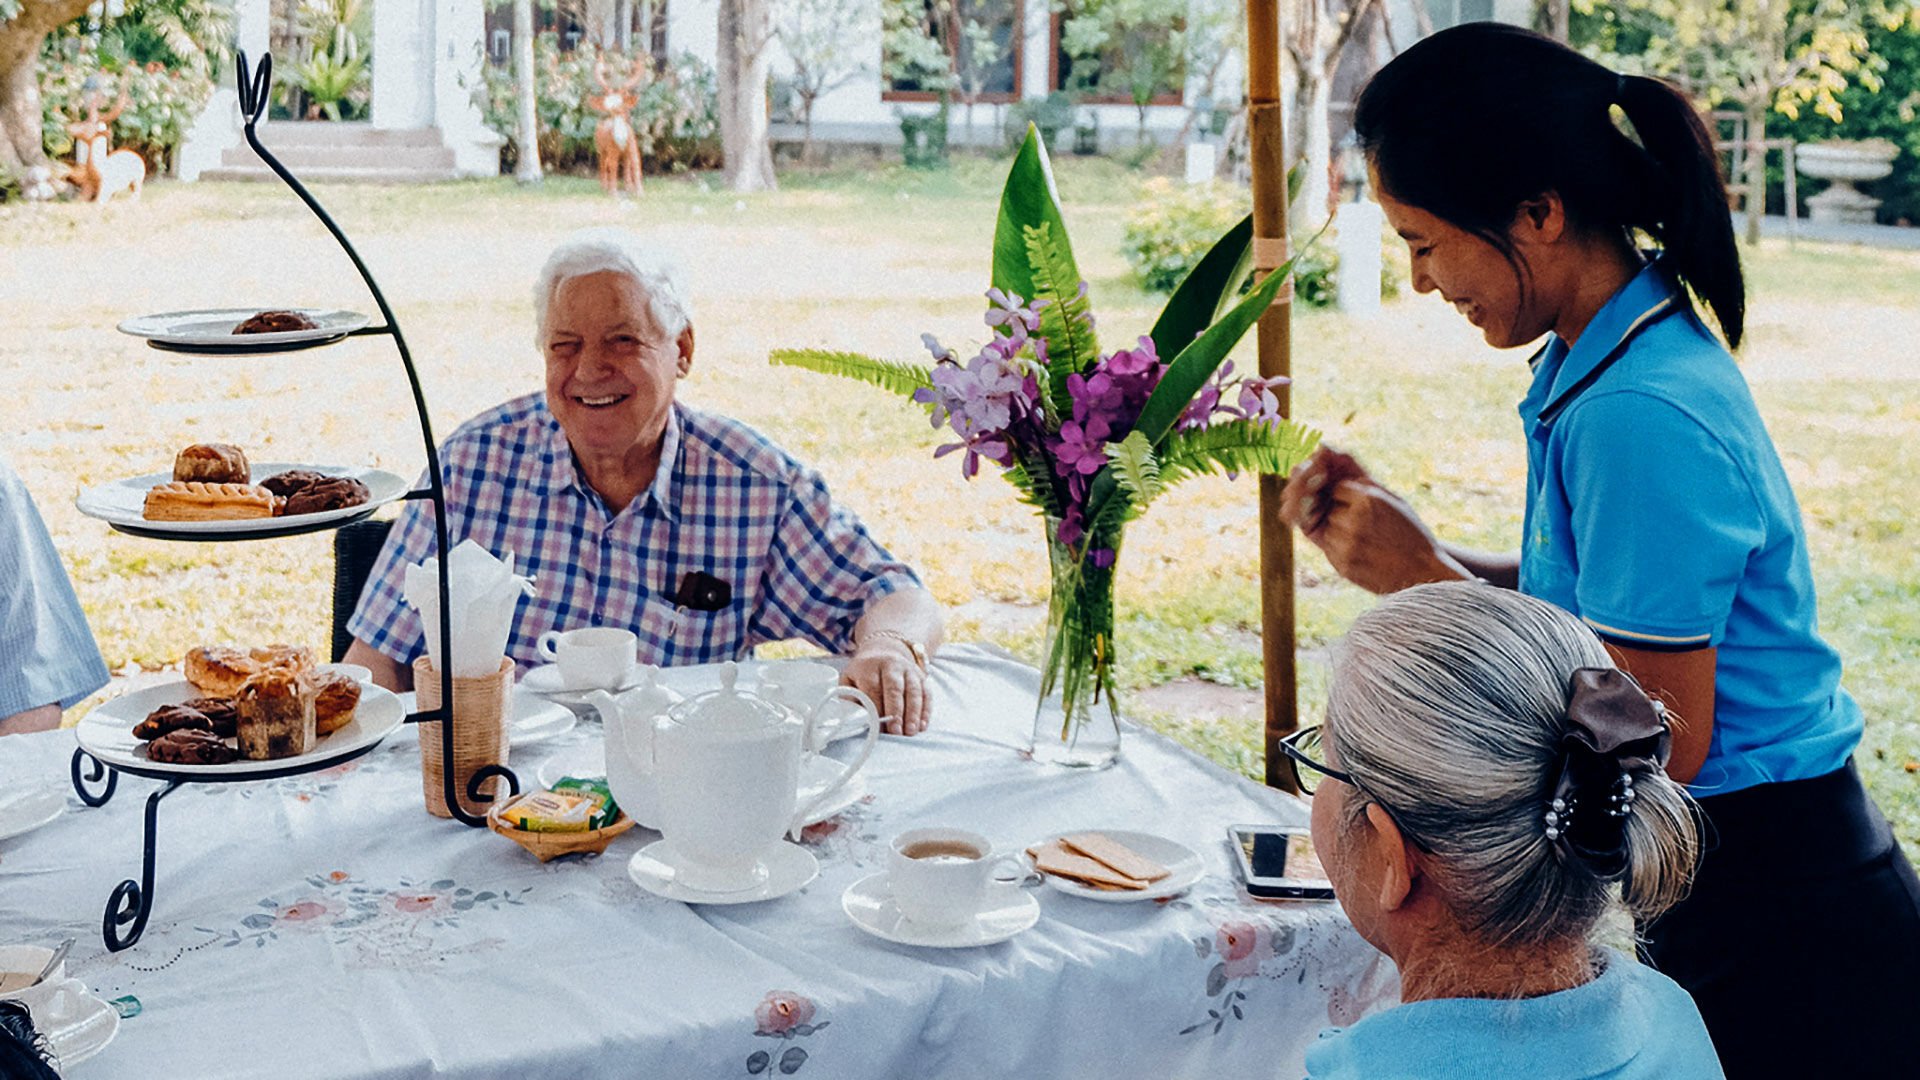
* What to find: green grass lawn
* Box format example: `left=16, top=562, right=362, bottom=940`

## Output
left=3, top=158, right=1915, bottom=859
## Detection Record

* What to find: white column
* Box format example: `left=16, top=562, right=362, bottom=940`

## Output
left=435, top=0, right=507, bottom=176
left=178, top=0, right=268, bottom=179
left=1334, top=199, right=1384, bottom=316
left=373, top=0, right=437, bottom=129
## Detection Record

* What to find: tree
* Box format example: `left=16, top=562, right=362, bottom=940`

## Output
left=1281, top=0, right=1379, bottom=229
left=1159, top=0, right=1242, bottom=168
left=513, top=0, right=542, bottom=182
left=1060, top=0, right=1186, bottom=147
left=717, top=0, right=776, bottom=190
left=0, top=0, right=95, bottom=176
left=775, top=0, right=869, bottom=163
left=1619, top=0, right=1905, bottom=244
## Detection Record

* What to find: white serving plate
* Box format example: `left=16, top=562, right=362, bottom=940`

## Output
left=117, top=307, right=369, bottom=348
left=77, top=679, right=405, bottom=780
left=0, top=787, right=64, bottom=843
left=1032, top=830, right=1205, bottom=903
left=75, top=462, right=409, bottom=536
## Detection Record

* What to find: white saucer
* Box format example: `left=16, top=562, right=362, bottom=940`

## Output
left=0, top=787, right=64, bottom=843
left=810, top=698, right=876, bottom=746
left=519, top=663, right=649, bottom=705
left=47, top=989, right=120, bottom=1071
left=628, top=839, right=818, bottom=905
left=1032, top=830, right=1206, bottom=903
left=842, top=873, right=1041, bottom=948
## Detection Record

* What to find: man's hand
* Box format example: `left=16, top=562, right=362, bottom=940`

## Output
left=842, top=641, right=928, bottom=736
left=1280, top=448, right=1469, bottom=595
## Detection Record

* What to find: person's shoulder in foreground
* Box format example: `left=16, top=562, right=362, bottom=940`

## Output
left=1303, top=949, right=1723, bottom=1080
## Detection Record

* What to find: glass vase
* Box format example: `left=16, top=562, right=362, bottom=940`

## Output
left=1027, top=522, right=1122, bottom=769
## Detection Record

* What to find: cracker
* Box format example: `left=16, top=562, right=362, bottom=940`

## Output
left=1026, top=840, right=1147, bottom=890
left=1061, top=832, right=1170, bottom=884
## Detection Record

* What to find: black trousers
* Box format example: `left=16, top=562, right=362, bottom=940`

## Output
left=1640, top=760, right=1920, bottom=1078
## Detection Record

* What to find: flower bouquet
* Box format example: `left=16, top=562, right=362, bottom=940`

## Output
left=772, top=128, right=1318, bottom=768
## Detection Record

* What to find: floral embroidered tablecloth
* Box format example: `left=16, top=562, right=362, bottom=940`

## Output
left=1, top=645, right=1395, bottom=1079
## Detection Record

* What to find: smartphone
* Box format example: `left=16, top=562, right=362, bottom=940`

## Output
left=1229, top=824, right=1336, bottom=901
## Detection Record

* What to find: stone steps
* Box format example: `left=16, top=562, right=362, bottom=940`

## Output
left=205, top=121, right=461, bottom=183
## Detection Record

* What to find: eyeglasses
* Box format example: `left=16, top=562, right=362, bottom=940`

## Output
left=1275, top=725, right=1356, bottom=797
left=1276, top=725, right=1433, bottom=852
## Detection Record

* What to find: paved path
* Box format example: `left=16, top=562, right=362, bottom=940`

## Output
left=1735, top=212, right=1920, bottom=250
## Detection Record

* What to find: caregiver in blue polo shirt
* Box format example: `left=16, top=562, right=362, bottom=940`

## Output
left=1279, top=23, right=1920, bottom=1079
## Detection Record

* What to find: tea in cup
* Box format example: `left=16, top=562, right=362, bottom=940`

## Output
left=536, top=627, right=637, bottom=690
left=0, top=945, right=86, bottom=1031
left=889, top=828, right=1024, bottom=928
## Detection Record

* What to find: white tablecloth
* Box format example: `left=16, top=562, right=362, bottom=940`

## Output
left=1, top=645, right=1395, bottom=1079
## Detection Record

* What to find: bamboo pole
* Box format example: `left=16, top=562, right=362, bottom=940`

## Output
left=1247, top=0, right=1299, bottom=792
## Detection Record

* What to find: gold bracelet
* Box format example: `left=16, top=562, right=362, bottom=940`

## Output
left=859, top=629, right=928, bottom=672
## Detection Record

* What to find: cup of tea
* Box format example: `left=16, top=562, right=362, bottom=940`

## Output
left=536, top=627, right=637, bottom=690
left=888, top=827, right=1025, bottom=928
left=758, top=660, right=839, bottom=711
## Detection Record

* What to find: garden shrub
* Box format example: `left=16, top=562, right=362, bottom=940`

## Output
left=1122, top=178, right=1405, bottom=305
left=480, top=37, right=720, bottom=175
left=38, top=50, right=215, bottom=175
left=1767, top=16, right=1920, bottom=225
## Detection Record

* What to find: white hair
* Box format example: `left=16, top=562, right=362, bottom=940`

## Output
left=1325, top=582, right=1698, bottom=948
left=533, top=228, right=693, bottom=345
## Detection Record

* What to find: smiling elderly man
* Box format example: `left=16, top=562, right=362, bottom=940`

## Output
left=344, top=229, right=943, bottom=733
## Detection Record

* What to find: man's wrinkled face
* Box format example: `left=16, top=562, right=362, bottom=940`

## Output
left=543, top=271, right=688, bottom=463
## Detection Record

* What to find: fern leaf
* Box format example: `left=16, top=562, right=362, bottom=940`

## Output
left=1023, top=221, right=1100, bottom=418
left=1105, top=430, right=1163, bottom=509
left=769, top=348, right=934, bottom=399
left=1157, top=420, right=1323, bottom=486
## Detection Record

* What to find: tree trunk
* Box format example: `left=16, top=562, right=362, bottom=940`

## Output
left=1744, top=100, right=1765, bottom=246
left=513, top=0, right=543, bottom=183
left=0, top=0, right=100, bottom=177
left=716, top=0, right=775, bottom=191
left=800, top=95, right=815, bottom=165
left=1549, top=0, right=1570, bottom=43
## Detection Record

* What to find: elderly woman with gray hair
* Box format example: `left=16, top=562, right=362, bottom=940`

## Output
left=345, top=228, right=943, bottom=732
left=1280, top=582, right=1722, bottom=1078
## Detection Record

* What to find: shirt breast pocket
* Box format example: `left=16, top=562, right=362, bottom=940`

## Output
left=634, top=595, right=747, bottom=667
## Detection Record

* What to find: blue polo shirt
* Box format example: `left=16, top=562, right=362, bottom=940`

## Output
left=1304, top=949, right=1724, bottom=1079
left=1516, top=262, right=1860, bottom=796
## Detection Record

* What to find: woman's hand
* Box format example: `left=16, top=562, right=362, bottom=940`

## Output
left=1281, top=448, right=1471, bottom=595
left=841, top=642, right=929, bottom=736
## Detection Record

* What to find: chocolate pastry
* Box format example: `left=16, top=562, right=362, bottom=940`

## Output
left=181, top=696, right=240, bottom=738
left=173, top=443, right=251, bottom=485
left=259, top=470, right=329, bottom=499
left=312, top=672, right=361, bottom=736
left=236, top=667, right=316, bottom=760
left=232, top=310, right=318, bottom=335
left=146, top=728, right=237, bottom=765
left=282, top=477, right=370, bottom=516
left=134, top=704, right=213, bottom=741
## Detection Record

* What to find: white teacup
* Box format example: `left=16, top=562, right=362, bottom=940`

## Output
left=0, top=945, right=87, bottom=1032
left=759, top=661, right=847, bottom=746
left=536, top=627, right=637, bottom=690
left=888, top=828, right=1025, bottom=929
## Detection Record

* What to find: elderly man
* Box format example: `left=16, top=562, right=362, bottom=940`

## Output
left=1, top=455, right=111, bottom=736
left=345, top=230, right=943, bottom=733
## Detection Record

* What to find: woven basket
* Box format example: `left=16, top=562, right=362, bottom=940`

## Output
left=486, top=804, right=636, bottom=862
left=414, top=655, right=512, bottom=819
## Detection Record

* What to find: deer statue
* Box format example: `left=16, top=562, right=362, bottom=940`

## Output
left=66, top=91, right=146, bottom=205
left=590, top=57, right=647, bottom=197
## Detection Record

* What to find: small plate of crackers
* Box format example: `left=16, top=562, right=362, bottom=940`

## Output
left=1025, top=830, right=1205, bottom=903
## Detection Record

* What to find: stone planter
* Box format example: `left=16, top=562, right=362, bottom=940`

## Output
left=1798, top=140, right=1900, bottom=226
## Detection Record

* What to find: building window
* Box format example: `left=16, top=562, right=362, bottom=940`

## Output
left=882, top=0, right=1023, bottom=103
left=1049, top=0, right=1184, bottom=106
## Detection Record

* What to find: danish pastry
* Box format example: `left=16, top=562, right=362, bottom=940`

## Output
left=185, top=646, right=261, bottom=698
left=312, top=671, right=361, bottom=736
left=143, top=481, right=281, bottom=522
left=172, top=443, right=250, bottom=485
left=248, top=644, right=314, bottom=674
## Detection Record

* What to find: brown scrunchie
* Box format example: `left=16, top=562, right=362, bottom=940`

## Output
left=1542, top=667, right=1672, bottom=879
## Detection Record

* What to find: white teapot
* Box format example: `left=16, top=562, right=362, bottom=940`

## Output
left=585, top=666, right=683, bottom=830
left=610, top=663, right=879, bottom=893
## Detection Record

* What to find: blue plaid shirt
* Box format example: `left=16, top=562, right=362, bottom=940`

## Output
left=348, top=395, right=920, bottom=672
left=1, top=457, right=109, bottom=716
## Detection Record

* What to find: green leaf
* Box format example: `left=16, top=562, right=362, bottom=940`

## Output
left=1157, top=419, right=1322, bottom=487
left=1104, top=430, right=1163, bottom=509
left=768, top=348, right=934, bottom=398
left=1148, top=214, right=1252, bottom=363
left=1287, top=163, right=1303, bottom=207
left=1023, top=220, right=1101, bottom=415
left=1133, top=253, right=1297, bottom=448
left=1006, top=454, right=1065, bottom=520
left=993, top=126, right=1079, bottom=309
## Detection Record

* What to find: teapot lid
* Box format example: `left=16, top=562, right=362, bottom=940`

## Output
left=666, top=662, right=792, bottom=736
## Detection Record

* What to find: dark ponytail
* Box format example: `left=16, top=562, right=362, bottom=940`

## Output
left=1354, top=23, right=1746, bottom=349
